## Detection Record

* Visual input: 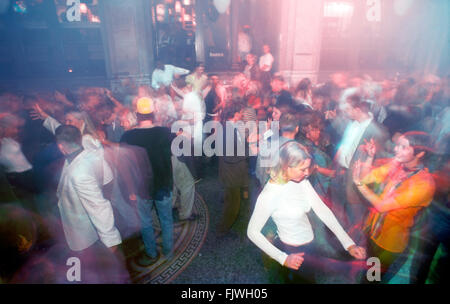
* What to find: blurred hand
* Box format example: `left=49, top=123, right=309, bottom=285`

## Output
left=352, top=160, right=362, bottom=185
left=272, top=107, right=281, bottom=121
left=104, top=88, right=113, bottom=98
left=347, top=245, right=366, bottom=260
left=109, top=245, right=119, bottom=253
left=362, top=138, right=376, bottom=158
left=324, top=110, right=336, bottom=120
left=284, top=252, right=305, bottom=270
left=29, top=103, right=49, bottom=120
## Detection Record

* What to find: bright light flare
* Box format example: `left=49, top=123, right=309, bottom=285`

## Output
left=80, top=3, right=88, bottom=14
left=324, top=2, right=354, bottom=18
left=394, top=0, right=414, bottom=16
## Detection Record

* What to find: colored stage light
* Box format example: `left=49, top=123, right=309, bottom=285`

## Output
left=80, top=3, right=88, bottom=14
left=13, top=0, right=27, bottom=14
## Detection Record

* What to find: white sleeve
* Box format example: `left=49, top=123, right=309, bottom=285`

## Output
left=43, top=116, right=62, bottom=135
left=305, top=180, right=355, bottom=250
left=172, top=65, right=190, bottom=76
left=152, top=70, right=160, bottom=89
left=247, top=191, right=288, bottom=266
left=72, top=173, right=122, bottom=248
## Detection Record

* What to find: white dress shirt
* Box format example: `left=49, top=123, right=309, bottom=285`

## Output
left=151, top=64, right=190, bottom=90
left=336, top=114, right=373, bottom=169
left=259, top=53, right=274, bottom=72
left=247, top=180, right=355, bottom=265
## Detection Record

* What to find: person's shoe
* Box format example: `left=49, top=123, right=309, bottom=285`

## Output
left=137, top=252, right=159, bottom=266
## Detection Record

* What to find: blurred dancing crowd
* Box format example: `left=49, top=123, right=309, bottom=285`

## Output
left=0, top=47, right=448, bottom=283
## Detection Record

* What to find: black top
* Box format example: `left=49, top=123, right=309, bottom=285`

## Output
left=274, top=90, right=294, bottom=108
left=120, top=127, right=174, bottom=198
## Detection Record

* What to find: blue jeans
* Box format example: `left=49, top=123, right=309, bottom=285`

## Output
left=137, top=191, right=173, bottom=257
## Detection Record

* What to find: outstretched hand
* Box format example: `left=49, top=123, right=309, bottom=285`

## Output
left=29, top=103, right=49, bottom=121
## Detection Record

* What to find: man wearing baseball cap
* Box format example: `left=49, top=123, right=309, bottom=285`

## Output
left=120, top=97, right=175, bottom=264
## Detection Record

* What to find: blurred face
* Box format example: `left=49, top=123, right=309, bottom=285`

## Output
left=3, top=124, right=19, bottom=139
left=65, top=114, right=83, bottom=131
left=272, top=107, right=281, bottom=121
left=394, top=136, right=416, bottom=164
left=286, top=158, right=312, bottom=183
left=271, top=79, right=283, bottom=93
left=343, top=103, right=359, bottom=121
left=247, top=55, right=256, bottom=65
left=263, top=45, right=270, bottom=54
left=305, top=125, right=321, bottom=143
left=119, top=112, right=132, bottom=130
left=196, top=66, right=205, bottom=75
left=232, top=111, right=242, bottom=122
left=211, top=76, right=219, bottom=86
left=312, top=96, right=324, bottom=111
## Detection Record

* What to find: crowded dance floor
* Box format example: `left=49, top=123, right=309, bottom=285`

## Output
left=0, top=0, right=448, bottom=285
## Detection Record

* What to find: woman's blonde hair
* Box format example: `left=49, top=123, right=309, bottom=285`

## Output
left=66, top=111, right=100, bottom=139
left=269, top=141, right=311, bottom=183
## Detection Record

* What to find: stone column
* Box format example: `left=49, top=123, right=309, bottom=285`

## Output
left=99, top=0, right=154, bottom=90
left=229, top=0, right=241, bottom=70
left=277, top=0, right=324, bottom=86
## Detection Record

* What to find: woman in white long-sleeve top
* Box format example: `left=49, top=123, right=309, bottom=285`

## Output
left=247, top=141, right=367, bottom=283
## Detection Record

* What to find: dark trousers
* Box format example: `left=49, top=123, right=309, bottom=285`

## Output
left=409, top=202, right=450, bottom=283
left=271, top=238, right=367, bottom=284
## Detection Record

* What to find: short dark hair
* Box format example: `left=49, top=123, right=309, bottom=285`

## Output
left=279, top=113, right=299, bottom=133
left=222, top=103, right=242, bottom=121
left=402, top=131, right=434, bottom=156
left=346, top=93, right=370, bottom=113
left=300, top=112, right=325, bottom=131
left=55, top=125, right=82, bottom=146
left=136, top=112, right=155, bottom=123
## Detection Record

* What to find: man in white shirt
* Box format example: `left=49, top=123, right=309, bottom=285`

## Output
left=259, top=45, right=274, bottom=72
left=259, top=45, right=274, bottom=92
left=181, top=91, right=206, bottom=151
left=151, top=61, right=190, bottom=90
left=332, top=93, right=389, bottom=231
left=55, top=125, right=122, bottom=253
left=0, top=113, right=36, bottom=210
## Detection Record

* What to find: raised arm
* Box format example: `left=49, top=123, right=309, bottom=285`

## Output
left=104, top=89, right=126, bottom=111
left=54, top=90, right=75, bottom=108
left=354, top=166, right=435, bottom=213
left=30, top=103, right=61, bottom=135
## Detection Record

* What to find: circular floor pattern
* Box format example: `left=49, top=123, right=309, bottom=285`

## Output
left=125, top=192, right=209, bottom=284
